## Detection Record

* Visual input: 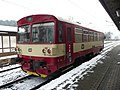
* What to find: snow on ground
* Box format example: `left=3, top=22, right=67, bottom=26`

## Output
left=4, top=76, right=45, bottom=90
left=118, top=54, right=120, bottom=56
left=39, top=41, right=120, bottom=90
left=0, top=55, right=17, bottom=60
left=0, top=64, right=20, bottom=72
left=104, top=41, right=112, bottom=44
left=0, top=68, right=28, bottom=86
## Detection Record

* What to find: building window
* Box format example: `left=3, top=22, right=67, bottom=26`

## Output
left=0, top=34, right=16, bottom=53
left=10, top=36, right=16, bottom=52
left=0, top=36, right=2, bottom=53
left=3, top=36, right=10, bottom=52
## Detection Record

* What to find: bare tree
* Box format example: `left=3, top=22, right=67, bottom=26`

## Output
left=104, top=32, right=113, bottom=41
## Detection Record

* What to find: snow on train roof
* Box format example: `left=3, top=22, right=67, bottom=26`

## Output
left=56, top=16, right=103, bottom=33
left=56, top=16, right=80, bottom=25
left=0, top=25, right=17, bottom=32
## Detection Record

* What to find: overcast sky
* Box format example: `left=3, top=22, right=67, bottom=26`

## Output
left=0, top=0, right=120, bottom=38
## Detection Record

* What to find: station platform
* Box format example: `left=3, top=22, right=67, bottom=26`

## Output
left=76, top=45, right=120, bottom=90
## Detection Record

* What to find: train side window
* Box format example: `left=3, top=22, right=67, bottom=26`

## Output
left=89, top=31, right=93, bottom=41
left=83, top=30, right=88, bottom=42
left=67, top=27, right=71, bottom=42
left=58, top=22, right=64, bottom=42
left=99, top=33, right=103, bottom=41
left=94, top=32, right=98, bottom=41
left=75, top=28, right=83, bottom=43
left=99, top=33, right=101, bottom=41
left=97, top=33, right=99, bottom=41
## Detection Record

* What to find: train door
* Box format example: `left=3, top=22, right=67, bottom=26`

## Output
left=66, top=25, right=73, bottom=65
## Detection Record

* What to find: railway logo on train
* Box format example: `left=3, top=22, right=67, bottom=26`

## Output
left=15, top=14, right=104, bottom=78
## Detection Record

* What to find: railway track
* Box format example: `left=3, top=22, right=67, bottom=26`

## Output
left=100, top=41, right=118, bottom=54
left=1, top=76, right=47, bottom=90
left=0, top=64, right=74, bottom=90
left=0, top=64, right=21, bottom=73
left=0, top=75, right=31, bottom=89
left=0, top=67, right=28, bottom=87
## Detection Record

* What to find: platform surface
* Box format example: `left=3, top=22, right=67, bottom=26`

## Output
left=77, top=45, right=120, bottom=90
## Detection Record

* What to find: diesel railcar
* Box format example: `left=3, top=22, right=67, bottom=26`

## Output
left=16, top=14, right=104, bottom=78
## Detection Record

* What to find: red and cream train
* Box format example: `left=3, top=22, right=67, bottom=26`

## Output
left=16, top=14, right=104, bottom=78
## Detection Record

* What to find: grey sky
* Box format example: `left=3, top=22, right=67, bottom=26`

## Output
left=0, top=0, right=120, bottom=38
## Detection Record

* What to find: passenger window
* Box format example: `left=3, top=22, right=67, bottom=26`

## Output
left=75, top=28, right=83, bottom=43
left=89, top=31, right=93, bottom=41
left=94, top=32, right=98, bottom=41
left=83, top=30, right=88, bottom=42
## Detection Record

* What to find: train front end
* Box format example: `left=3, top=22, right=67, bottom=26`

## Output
left=16, top=15, right=60, bottom=78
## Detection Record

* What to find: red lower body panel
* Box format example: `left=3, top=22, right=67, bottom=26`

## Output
left=20, top=56, right=58, bottom=76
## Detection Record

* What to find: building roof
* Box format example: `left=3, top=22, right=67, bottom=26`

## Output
left=0, top=25, right=17, bottom=36
left=99, top=0, right=120, bottom=30
left=0, top=25, right=17, bottom=32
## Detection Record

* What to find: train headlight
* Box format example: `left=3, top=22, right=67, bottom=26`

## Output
left=47, top=49, right=51, bottom=54
left=42, top=48, right=52, bottom=55
left=18, top=48, right=22, bottom=53
left=42, top=49, right=46, bottom=54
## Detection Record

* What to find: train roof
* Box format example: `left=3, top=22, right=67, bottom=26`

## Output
left=56, top=16, right=103, bottom=33
left=18, top=14, right=103, bottom=34
left=56, top=16, right=79, bottom=25
left=18, top=14, right=81, bottom=25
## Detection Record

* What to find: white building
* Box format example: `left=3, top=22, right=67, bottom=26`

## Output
left=0, top=25, right=17, bottom=53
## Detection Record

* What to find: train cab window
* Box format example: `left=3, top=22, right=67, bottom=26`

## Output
left=32, top=22, right=54, bottom=43
left=75, top=28, right=83, bottom=43
left=18, top=25, right=30, bottom=43
left=83, top=30, right=88, bottom=42
left=67, top=27, right=71, bottom=42
left=58, top=22, right=64, bottom=42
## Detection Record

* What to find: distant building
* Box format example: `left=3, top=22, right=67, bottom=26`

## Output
left=0, top=25, right=17, bottom=32
left=0, top=25, right=17, bottom=53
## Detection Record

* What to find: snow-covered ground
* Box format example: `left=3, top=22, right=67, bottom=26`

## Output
left=0, top=64, right=20, bottom=72
left=0, top=55, right=17, bottom=60
left=0, top=68, right=28, bottom=86
left=39, top=41, right=120, bottom=90
left=0, top=41, right=120, bottom=90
